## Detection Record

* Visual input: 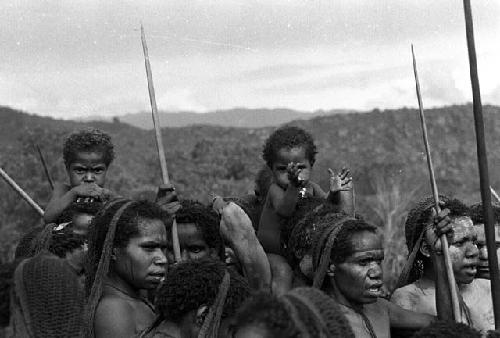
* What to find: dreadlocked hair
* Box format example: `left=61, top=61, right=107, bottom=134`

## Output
left=155, top=258, right=250, bottom=324
left=470, top=203, right=500, bottom=224
left=411, top=320, right=481, bottom=338
left=403, top=195, right=470, bottom=284
left=84, top=199, right=166, bottom=338
left=48, top=227, right=86, bottom=258
left=174, top=199, right=224, bottom=259
left=262, top=126, right=317, bottom=168
left=286, top=201, right=347, bottom=265
left=312, top=218, right=377, bottom=289
left=0, top=259, right=22, bottom=327
left=232, top=288, right=355, bottom=338
left=63, top=128, right=115, bottom=168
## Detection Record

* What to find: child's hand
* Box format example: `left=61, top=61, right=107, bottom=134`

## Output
left=424, top=205, right=453, bottom=253
left=156, top=183, right=181, bottom=216
left=328, top=167, right=352, bottom=193
left=287, top=162, right=309, bottom=188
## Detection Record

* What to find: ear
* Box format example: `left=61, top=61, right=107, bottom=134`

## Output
left=420, top=241, right=431, bottom=258
left=327, top=263, right=336, bottom=277
left=195, top=304, right=209, bottom=327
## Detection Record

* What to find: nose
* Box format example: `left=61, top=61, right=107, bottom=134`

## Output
left=479, top=245, right=488, bottom=261
left=154, top=250, right=167, bottom=266
left=466, top=242, right=479, bottom=259
left=368, top=262, right=383, bottom=279
left=83, top=171, right=94, bottom=182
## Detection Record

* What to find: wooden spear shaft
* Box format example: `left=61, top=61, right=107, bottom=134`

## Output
left=463, top=0, right=500, bottom=328
left=0, top=167, right=44, bottom=216
left=411, top=45, right=461, bottom=321
left=35, top=144, right=54, bottom=190
left=140, top=25, right=181, bottom=263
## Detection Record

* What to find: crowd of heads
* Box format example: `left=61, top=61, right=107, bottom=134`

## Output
left=3, top=125, right=500, bottom=338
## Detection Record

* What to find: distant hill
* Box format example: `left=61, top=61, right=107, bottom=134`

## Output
left=82, top=108, right=354, bottom=129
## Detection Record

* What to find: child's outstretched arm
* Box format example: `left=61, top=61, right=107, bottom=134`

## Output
left=327, top=167, right=353, bottom=212
left=43, top=182, right=110, bottom=223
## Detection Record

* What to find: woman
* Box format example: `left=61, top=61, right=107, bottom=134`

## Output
left=84, top=199, right=168, bottom=338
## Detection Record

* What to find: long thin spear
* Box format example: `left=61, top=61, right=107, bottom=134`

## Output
left=411, top=45, right=461, bottom=321
left=141, top=24, right=181, bottom=263
left=463, top=0, right=500, bottom=328
left=35, top=144, right=54, bottom=190
left=0, top=167, right=44, bottom=216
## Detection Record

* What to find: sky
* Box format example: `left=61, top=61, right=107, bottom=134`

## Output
left=1, top=0, right=499, bottom=119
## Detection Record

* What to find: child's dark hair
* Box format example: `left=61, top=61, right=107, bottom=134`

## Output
left=173, top=200, right=224, bottom=259
left=232, top=288, right=354, bottom=338
left=470, top=203, right=500, bottom=224
left=155, top=258, right=250, bottom=324
left=48, top=227, right=86, bottom=258
left=55, top=199, right=104, bottom=225
left=63, top=128, right=115, bottom=168
left=411, top=320, right=481, bottom=338
left=262, top=126, right=317, bottom=168
left=404, top=196, right=470, bottom=284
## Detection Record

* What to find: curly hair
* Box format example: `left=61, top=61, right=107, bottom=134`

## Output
left=411, top=320, right=481, bottom=338
left=262, top=126, right=317, bottom=168
left=173, top=199, right=224, bottom=259
left=232, top=292, right=299, bottom=337
left=155, top=258, right=250, bottom=324
left=48, top=228, right=86, bottom=258
left=470, top=203, right=500, bottom=224
left=403, top=195, right=470, bottom=284
left=232, top=287, right=354, bottom=338
left=62, top=128, right=115, bottom=168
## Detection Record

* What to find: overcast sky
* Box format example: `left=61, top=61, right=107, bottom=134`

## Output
left=1, top=0, right=499, bottom=119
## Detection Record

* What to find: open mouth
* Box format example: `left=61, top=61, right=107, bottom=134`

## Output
left=365, top=283, right=383, bottom=296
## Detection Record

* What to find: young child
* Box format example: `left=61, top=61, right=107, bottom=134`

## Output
left=258, top=125, right=352, bottom=254
left=43, top=128, right=116, bottom=224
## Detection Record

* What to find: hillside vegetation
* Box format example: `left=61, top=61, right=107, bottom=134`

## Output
left=2, top=104, right=500, bottom=288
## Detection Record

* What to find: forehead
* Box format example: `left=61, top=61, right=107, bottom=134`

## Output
left=275, top=146, right=307, bottom=163
left=451, top=216, right=475, bottom=241
left=474, top=223, right=500, bottom=242
left=71, top=151, right=106, bottom=165
left=348, top=230, right=382, bottom=253
left=136, top=218, right=166, bottom=238
left=175, top=223, right=206, bottom=241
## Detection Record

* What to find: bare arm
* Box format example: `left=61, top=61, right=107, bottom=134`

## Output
left=220, top=202, right=272, bottom=291
left=43, top=182, right=73, bottom=223
left=94, top=298, right=137, bottom=338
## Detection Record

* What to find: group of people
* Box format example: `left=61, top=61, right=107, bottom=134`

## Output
left=1, top=125, right=500, bottom=337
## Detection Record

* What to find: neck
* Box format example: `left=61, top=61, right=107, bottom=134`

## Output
left=422, top=264, right=436, bottom=282
left=106, top=270, right=142, bottom=299
left=326, top=280, right=363, bottom=311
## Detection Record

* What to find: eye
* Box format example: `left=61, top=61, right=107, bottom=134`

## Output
left=276, top=165, right=287, bottom=171
left=94, top=168, right=104, bottom=174
left=74, top=168, right=86, bottom=175
left=189, top=246, right=204, bottom=254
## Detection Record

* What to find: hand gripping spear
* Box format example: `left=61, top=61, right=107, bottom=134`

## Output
left=140, top=25, right=182, bottom=263
left=411, top=45, right=461, bottom=321
left=0, top=167, right=44, bottom=216
left=463, top=0, right=500, bottom=328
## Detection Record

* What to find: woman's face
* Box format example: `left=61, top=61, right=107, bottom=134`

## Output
left=330, top=230, right=384, bottom=305
left=113, top=217, right=168, bottom=290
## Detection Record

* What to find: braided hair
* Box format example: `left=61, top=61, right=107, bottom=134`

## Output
left=232, top=287, right=355, bottom=338
left=83, top=199, right=167, bottom=337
